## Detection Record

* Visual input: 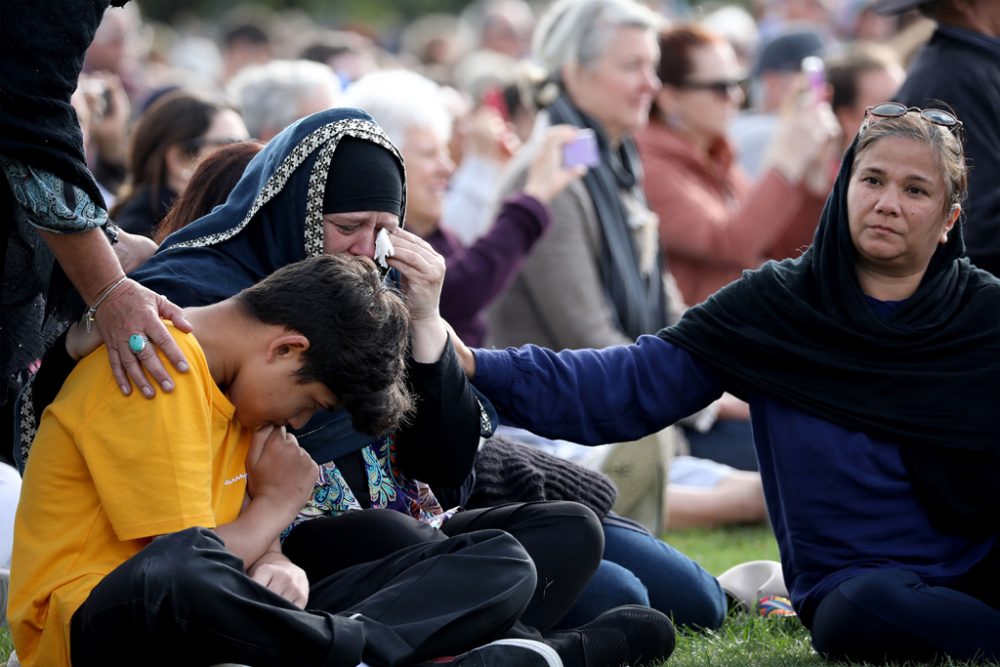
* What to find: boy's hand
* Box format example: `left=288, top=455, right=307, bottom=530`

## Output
left=246, top=426, right=318, bottom=512
left=249, top=551, right=310, bottom=609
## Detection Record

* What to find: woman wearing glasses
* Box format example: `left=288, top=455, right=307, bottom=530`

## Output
left=458, top=104, right=1000, bottom=663
left=635, top=24, right=840, bottom=496
left=638, top=24, right=839, bottom=308
left=111, top=90, right=249, bottom=239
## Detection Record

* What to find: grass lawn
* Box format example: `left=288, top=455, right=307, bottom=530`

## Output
left=664, top=524, right=993, bottom=667
left=1, top=524, right=993, bottom=666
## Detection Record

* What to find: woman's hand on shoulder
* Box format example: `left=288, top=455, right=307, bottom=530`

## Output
left=93, top=278, right=192, bottom=397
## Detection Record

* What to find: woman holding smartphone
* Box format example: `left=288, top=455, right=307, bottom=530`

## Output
left=484, top=0, right=729, bottom=631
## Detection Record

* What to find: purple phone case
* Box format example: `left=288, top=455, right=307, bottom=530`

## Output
left=562, top=131, right=600, bottom=168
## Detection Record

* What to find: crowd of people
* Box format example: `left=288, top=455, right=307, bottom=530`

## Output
left=0, top=0, right=997, bottom=665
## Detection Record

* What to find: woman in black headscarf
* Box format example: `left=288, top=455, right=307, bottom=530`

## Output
left=458, top=104, right=1000, bottom=664
left=27, top=107, right=675, bottom=666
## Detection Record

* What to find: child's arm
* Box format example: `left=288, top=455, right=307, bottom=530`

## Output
left=215, top=426, right=317, bottom=570
left=248, top=537, right=310, bottom=609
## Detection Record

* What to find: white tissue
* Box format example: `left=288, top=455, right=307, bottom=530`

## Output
left=375, top=227, right=395, bottom=269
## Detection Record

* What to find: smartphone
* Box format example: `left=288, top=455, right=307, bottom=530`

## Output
left=562, top=129, right=599, bottom=169
left=801, top=56, right=826, bottom=97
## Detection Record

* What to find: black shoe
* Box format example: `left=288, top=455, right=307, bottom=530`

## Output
left=546, top=605, right=676, bottom=667
left=445, top=638, right=563, bottom=666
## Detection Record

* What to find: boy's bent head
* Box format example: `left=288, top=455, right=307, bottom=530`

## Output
left=235, top=254, right=412, bottom=435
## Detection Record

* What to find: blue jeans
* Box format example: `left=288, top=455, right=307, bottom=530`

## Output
left=558, top=515, right=726, bottom=630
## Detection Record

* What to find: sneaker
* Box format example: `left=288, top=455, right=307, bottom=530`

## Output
left=442, top=639, right=562, bottom=666
left=755, top=595, right=797, bottom=618
left=546, top=605, right=676, bottom=667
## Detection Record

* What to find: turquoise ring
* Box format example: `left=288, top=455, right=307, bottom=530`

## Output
left=128, top=334, right=149, bottom=354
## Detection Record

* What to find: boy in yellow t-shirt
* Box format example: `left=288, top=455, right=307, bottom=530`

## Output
left=7, top=255, right=542, bottom=667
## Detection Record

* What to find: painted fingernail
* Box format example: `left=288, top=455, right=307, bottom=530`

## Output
left=142, top=386, right=154, bottom=398
left=162, top=380, right=174, bottom=392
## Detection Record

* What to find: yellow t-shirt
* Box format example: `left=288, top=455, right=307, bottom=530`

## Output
left=8, top=326, right=251, bottom=667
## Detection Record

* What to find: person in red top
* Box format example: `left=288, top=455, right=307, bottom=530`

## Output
left=637, top=24, right=840, bottom=307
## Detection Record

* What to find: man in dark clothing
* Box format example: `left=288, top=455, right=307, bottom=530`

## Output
left=874, top=0, right=1000, bottom=276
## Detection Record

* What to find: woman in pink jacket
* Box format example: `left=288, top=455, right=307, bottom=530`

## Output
left=637, top=24, right=839, bottom=307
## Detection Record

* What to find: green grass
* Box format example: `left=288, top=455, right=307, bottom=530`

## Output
left=1, top=627, right=11, bottom=664
left=663, top=524, right=993, bottom=667
left=1, top=524, right=992, bottom=666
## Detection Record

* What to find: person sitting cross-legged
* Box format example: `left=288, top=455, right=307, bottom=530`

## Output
left=7, top=254, right=563, bottom=667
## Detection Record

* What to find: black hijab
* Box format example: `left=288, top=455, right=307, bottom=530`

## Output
left=659, top=132, right=1000, bottom=534
left=131, top=108, right=405, bottom=307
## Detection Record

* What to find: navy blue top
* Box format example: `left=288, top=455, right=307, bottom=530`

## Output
left=471, top=335, right=996, bottom=625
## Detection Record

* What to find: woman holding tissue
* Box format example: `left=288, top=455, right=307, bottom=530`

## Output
left=342, top=68, right=586, bottom=346
left=20, top=108, right=676, bottom=665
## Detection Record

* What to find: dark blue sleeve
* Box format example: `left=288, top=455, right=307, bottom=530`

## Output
left=471, top=334, right=724, bottom=445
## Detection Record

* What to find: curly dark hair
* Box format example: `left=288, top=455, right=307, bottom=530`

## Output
left=236, top=254, right=413, bottom=436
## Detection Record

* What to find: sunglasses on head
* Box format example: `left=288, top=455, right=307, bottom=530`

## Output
left=865, top=102, right=963, bottom=132
left=676, top=78, right=746, bottom=96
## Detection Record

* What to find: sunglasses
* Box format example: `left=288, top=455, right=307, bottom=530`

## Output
left=676, top=78, right=746, bottom=96
left=865, top=102, right=963, bottom=132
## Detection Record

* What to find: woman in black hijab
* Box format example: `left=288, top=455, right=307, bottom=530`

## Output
left=458, top=105, right=1000, bottom=664
left=28, top=107, right=675, bottom=666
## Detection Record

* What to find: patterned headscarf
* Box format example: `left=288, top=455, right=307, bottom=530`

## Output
left=132, top=107, right=405, bottom=307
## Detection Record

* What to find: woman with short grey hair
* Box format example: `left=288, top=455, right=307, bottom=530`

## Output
left=486, top=0, right=729, bottom=631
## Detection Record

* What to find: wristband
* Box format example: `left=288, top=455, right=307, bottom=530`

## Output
left=82, top=276, right=128, bottom=333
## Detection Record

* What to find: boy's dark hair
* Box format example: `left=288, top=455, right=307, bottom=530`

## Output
left=236, top=254, right=412, bottom=436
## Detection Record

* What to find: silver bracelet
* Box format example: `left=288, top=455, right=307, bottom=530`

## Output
left=82, top=276, right=128, bottom=333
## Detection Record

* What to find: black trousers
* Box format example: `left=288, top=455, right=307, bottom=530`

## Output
left=283, top=501, right=604, bottom=632
left=810, top=548, right=1000, bottom=664
left=70, top=526, right=536, bottom=667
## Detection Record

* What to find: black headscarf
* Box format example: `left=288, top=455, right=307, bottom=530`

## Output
left=546, top=93, right=670, bottom=339
left=131, top=108, right=405, bottom=307
left=322, top=137, right=403, bottom=215
left=659, top=133, right=1000, bottom=534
